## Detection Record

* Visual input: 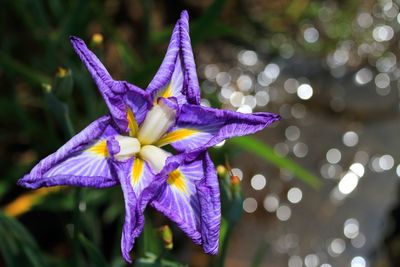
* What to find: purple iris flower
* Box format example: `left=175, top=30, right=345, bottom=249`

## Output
left=17, top=11, right=280, bottom=262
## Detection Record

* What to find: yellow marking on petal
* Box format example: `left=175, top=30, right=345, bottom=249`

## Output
left=154, top=83, right=172, bottom=104
left=167, top=169, right=187, bottom=194
left=155, top=128, right=199, bottom=147
left=131, top=158, right=144, bottom=186
left=162, top=83, right=172, bottom=98
left=87, top=140, right=108, bottom=157
left=127, top=107, right=138, bottom=137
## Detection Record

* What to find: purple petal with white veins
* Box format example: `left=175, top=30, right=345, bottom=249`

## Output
left=123, top=82, right=152, bottom=126
left=150, top=151, right=220, bottom=254
left=18, top=116, right=119, bottom=189
left=112, top=157, right=156, bottom=263
left=70, top=36, right=128, bottom=131
left=146, top=11, right=200, bottom=105
left=160, top=104, right=280, bottom=153
left=179, top=11, right=201, bottom=105
left=113, top=153, right=185, bottom=262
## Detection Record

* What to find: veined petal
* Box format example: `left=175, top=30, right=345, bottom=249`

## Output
left=70, top=37, right=129, bottom=131
left=154, top=57, right=186, bottom=106
left=150, top=152, right=220, bottom=253
left=111, top=157, right=156, bottom=262
left=124, top=82, right=152, bottom=133
left=168, top=104, right=281, bottom=153
left=179, top=11, right=201, bottom=105
left=17, top=116, right=119, bottom=189
left=125, top=157, right=157, bottom=196
left=146, top=11, right=200, bottom=105
left=137, top=98, right=177, bottom=145
left=112, top=153, right=185, bottom=262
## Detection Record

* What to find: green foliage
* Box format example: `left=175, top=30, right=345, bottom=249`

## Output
left=0, top=212, right=48, bottom=267
left=78, top=234, right=109, bottom=267
left=229, top=136, right=321, bottom=189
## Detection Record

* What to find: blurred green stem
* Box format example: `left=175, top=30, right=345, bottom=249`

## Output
left=229, top=136, right=321, bottom=189
left=62, top=103, right=83, bottom=266
left=0, top=51, right=50, bottom=85
left=73, top=188, right=83, bottom=267
left=218, top=225, right=232, bottom=267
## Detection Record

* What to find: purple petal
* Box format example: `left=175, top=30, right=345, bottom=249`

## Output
left=112, top=154, right=184, bottom=262
left=149, top=152, right=220, bottom=254
left=163, top=104, right=281, bottom=153
left=17, top=116, right=119, bottom=189
left=146, top=11, right=200, bottom=105
left=179, top=11, right=201, bottom=105
left=137, top=153, right=186, bottom=211
left=112, top=157, right=155, bottom=263
left=70, top=36, right=128, bottom=131
left=123, top=82, right=152, bottom=126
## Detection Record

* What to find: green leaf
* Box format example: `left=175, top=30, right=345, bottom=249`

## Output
left=78, top=234, right=109, bottom=267
left=149, top=0, right=227, bottom=46
left=250, top=240, right=269, bottom=267
left=0, top=51, right=51, bottom=85
left=0, top=212, right=48, bottom=267
left=44, top=89, right=74, bottom=138
left=53, top=68, right=74, bottom=101
left=0, top=181, right=10, bottom=200
left=229, top=136, right=321, bottom=189
left=191, top=0, right=226, bottom=44
left=137, top=216, right=162, bottom=256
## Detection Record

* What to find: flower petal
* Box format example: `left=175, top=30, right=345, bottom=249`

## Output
left=112, top=153, right=183, bottom=262
left=124, top=82, right=152, bottom=133
left=179, top=10, right=201, bottom=105
left=119, top=174, right=142, bottom=263
left=146, top=11, right=200, bottom=105
left=150, top=152, right=220, bottom=254
left=112, top=157, right=156, bottom=263
left=70, top=36, right=128, bottom=131
left=158, top=104, right=281, bottom=153
left=17, top=116, right=119, bottom=189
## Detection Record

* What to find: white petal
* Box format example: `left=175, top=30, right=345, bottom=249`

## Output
left=114, top=136, right=141, bottom=160
left=138, top=101, right=176, bottom=145
left=139, top=145, right=171, bottom=173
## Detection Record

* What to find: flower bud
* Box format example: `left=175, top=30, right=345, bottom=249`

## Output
left=91, top=33, right=104, bottom=46
left=158, top=225, right=173, bottom=250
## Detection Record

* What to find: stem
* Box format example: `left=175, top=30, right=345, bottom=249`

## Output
left=218, top=227, right=232, bottom=267
left=63, top=109, right=75, bottom=138
left=73, top=188, right=83, bottom=267
left=63, top=107, right=82, bottom=266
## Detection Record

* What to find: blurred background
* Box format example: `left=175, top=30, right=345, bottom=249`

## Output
left=1, top=0, right=400, bottom=266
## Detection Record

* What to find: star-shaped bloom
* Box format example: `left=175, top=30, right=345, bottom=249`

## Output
left=17, top=11, right=280, bottom=262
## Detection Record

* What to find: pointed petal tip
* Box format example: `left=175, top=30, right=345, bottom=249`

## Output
left=16, top=178, right=26, bottom=187
left=274, top=113, right=282, bottom=121
left=122, top=251, right=133, bottom=264
left=16, top=175, right=35, bottom=189
left=205, top=246, right=219, bottom=255
left=180, top=10, right=189, bottom=20
left=69, top=36, right=84, bottom=45
left=259, top=112, right=281, bottom=124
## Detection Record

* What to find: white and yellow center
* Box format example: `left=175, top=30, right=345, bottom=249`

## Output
left=112, top=100, right=176, bottom=171
left=88, top=100, right=191, bottom=193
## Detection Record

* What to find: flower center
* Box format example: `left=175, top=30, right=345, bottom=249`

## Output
left=137, top=100, right=176, bottom=145
left=138, top=145, right=171, bottom=173
left=113, top=100, right=176, bottom=173
left=114, top=136, right=141, bottom=160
